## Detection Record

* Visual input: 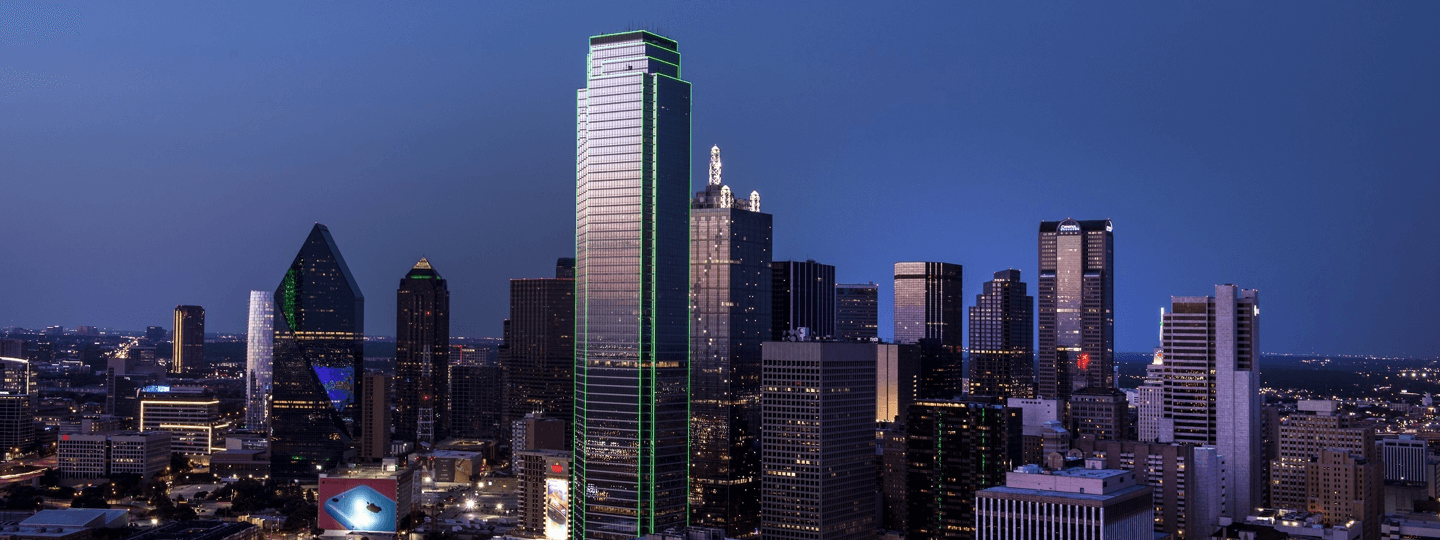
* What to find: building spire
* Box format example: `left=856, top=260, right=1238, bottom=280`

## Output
left=413, top=257, right=432, bottom=270
left=708, top=144, right=722, bottom=186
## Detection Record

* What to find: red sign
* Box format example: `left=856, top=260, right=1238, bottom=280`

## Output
left=551, top=463, right=564, bottom=474
left=1077, top=352, right=1091, bottom=371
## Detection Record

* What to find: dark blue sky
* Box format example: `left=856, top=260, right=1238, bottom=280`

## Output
left=2, top=2, right=1437, bottom=356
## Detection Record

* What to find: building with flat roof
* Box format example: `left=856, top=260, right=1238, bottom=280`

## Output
left=975, top=464, right=1153, bottom=540
left=2, top=509, right=128, bottom=540
left=138, top=385, right=225, bottom=454
left=318, top=463, right=415, bottom=535
left=57, top=431, right=170, bottom=479
left=1073, top=438, right=1221, bottom=539
left=836, top=283, right=879, bottom=342
left=124, top=520, right=260, bottom=540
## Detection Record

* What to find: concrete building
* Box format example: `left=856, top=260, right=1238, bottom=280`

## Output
left=1306, top=449, right=1382, bottom=540
left=1074, top=438, right=1222, bottom=539
left=515, top=450, right=569, bottom=539
left=138, top=385, right=224, bottom=454
left=1008, top=398, right=1061, bottom=465
left=1134, top=349, right=1165, bottom=443
left=1068, top=387, right=1128, bottom=441
left=1271, top=400, right=1377, bottom=512
left=359, top=373, right=391, bottom=460
left=2, top=509, right=129, bottom=540
left=967, top=269, right=1034, bottom=399
left=1036, top=219, right=1114, bottom=402
left=1381, top=435, right=1429, bottom=485
left=1215, top=509, right=1360, bottom=540
left=57, top=430, right=170, bottom=479
left=876, top=343, right=920, bottom=424
left=975, top=464, right=1153, bottom=540
left=512, top=412, right=565, bottom=453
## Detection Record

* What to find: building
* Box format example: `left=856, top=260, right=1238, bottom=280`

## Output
left=502, top=261, right=575, bottom=446
left=836, top=283, right=879, bottom=341
left=772, top=260, right=835, bottom=341
left=1073, top=438, right=1222, bottom=539
left=516, top=450, right=570, bottom=540
left=1008, top=397, right=1062, bottom=465
left=1382, top=514, right=1440, bottom=540
left=894, top=262, right=964, bottom=400
left=359, top=373, right=391, bottom=460
left=1157, top=284, right=1261, bottom=520
left=967, top=270, right=1034, bottom=399
left=0, top=357, right=35, bottom=459
left=57, top=431, right=170, bottom=479
left=876, top=343, right=920, bottom=424
left=3, top=509, right=129, bottom=540
left=450, top=361, right=503, bottom=441
left=1068, top=387, right=1128, bottom=441
left=172, top=305, right=204, bottom=374
left=123, top=521, right=260, bottom=540
left=395, top=257, right=450, bottom=445
left=905, top=398, right=1023, bottom=540
left=1134, top=349, right=1165, bottom=443
left=138, top=385, right=224, bottom=454
left=410, top=449, right=481, bottom=484
left=975, top=464, right=1153, bottom=540
left=145, top=326, right=166, bottom=343
left=1036, top=218, right=1114, bottom=402
left=1270, top=401, right=1375, bottom=513
left=270, top=223, right=365, bottom=480
left=1215, top=509, right=1361, bottom=540
left=761, top=342, right=876, bottom=540
left=878, top=422, right=908, bottom=533
left=245, top=291, right=274, bottom=433
left=513, top=412, right=566, bottom=453
left=1306, top=449, right=1382, bottom=540
left=318, top=463, right=415, bottom=534
left=211, top=446, right=271, bottom=480
left=572, top=30, right=691, bottom=540
left=688, top=144, right=771, bottom=537
left=1381, top=435, right=1428, bottom=485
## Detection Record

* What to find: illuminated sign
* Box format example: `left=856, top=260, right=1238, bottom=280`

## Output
left=319, top=477, right=398, bottom=533
left=551, top=463, right=563, bottom=474
left=1077, top=352, right=1091, bottom=372
left=1058, top=224, right=1080, bottom=232
left=544, top=478, right=569, bottom=540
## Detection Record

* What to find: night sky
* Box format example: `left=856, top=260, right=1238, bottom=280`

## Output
left=3, top=2, right=1437, bottom=356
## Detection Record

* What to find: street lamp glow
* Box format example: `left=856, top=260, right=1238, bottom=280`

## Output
left=465, top=499, right=475, bottom=509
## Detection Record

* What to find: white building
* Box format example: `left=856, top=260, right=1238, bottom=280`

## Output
left=976, top=463, right=1154, bottom=540
left=246, top=291, right=274, bottom=433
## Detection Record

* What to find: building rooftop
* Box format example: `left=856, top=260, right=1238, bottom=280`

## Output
left=20, top=509, right=128, bottom=528
left=980, top=483, right=1149, bottom=503
left=125, top=521, right=257, bottom=540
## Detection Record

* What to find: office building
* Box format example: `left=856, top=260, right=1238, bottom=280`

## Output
left=514, top=412, right=567, bottom=453
left=894, top=262, right=964, bottom=399
left=1068, top=387, right=1128, bottom=441
left=876, top=343, right=920, bottom=423
left=878, top=422, right=908, bottom=533
left=1381, top=435, right=1429, bottom=485
left=450, top=361, right=503, bottom=441
left=761, top=342, right=876, bottom=540
left=245, top=291, right=273, bottom=433
left=270, top=223, right=364, bottom=480
left=905, top=398, right=1023, bottom=540
left=138, top=385, right=224, bottom=454
left=1134, top=349, right=1164, bottom=442
left=172, top=305, right=204, bottom=374
left=7, top=509, right=130, bottom=540
left=1073, top=439, right=1222, bottom=539
left=517, top=450, right=571, bottom=540
left=1270, top=400, right=1376, bottom=511
left=502, top=261, right=575, bottom=446
left=0, top=357, right=34, bottom=460
left=360, top=373, right=391, bottom=460
left=58, top=431, right=170, bottom=479
left=573, top=30, right=691, bottom=540
left=1008, top=397, right=1061, bottom=465
left=836, top=283, right=879, bottom=341
left=1036, top=218, right=1113, bottom=401
left=772, top=260, right=835, bottom=341
left=689, top=144, right=771, bottom=537
left=396, top=257, right=450, bottom=445
left=1306, top=449, right=1382, bottom=540
left=975, top=465, right=1153, bottom=540
left=1156, top=284, right=1260, bottom=519
left=145, top=326, right=167, bottom=343
left=0, top=340, right=22, bottom=359
left=968, top=269, right=1033, bottom=398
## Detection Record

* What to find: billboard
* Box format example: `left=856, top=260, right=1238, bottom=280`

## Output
left=544, top=478, right=568, bottom=540
left=319, top=477, right=398, bottom=533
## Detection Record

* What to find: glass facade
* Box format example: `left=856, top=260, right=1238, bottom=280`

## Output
left=246, top=290, right=274, bottom=433
left=893, top=262, right=964, bottom=399
left=967, top=270, right=1034, bottom=398
left=904, top=398, right=1023, bottom=540
left=1036, top=219, right=1113, bottom=401
left=395, top=258, right=450, bottom=445
left=771, top=260, right=836, bottom=341
left=172, top=305, right=204, bottom=374
left=835, top=283, right=879, bottom=341
left=270, top=223, right=364, bottom=480
left=689, top=145, right=771, bottom=537
left=573, top=30, right=690, bottom=540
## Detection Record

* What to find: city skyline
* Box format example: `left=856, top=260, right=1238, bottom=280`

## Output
left=3, top=3, right=1438, bottom=357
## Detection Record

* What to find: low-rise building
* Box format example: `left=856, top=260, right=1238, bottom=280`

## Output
left=0, top=509, right=128, bottom=540
left=123, top=521, right=260, bottom=540
left=57, top=431, right=169, bottom=479
left=975, top=463, right=1154, bottom=540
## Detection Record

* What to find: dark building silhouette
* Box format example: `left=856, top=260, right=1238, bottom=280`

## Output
left=688, top=145, right=771, bottom=537
left=894, top=262, right=964, bottom=399
left=144, top=326, right=166, bottom=344
left=270, top=223, right=364, bottom=480
left=395, top=258, right=450, bottom=446
left=172, top=305, right=204, bottom=374
left=967, top=270, right=1034, bottom=398
left=905, top=398, right=1023, bottom=540
left=451, top=358, right=502, bottom=441
left=501, top=260, right=574, bottom=447
left=771, top=260, right=835, bottom=341
left=360, top=373, right=391, bottom=460
left=1037, top=218, right=1114, bottom=401
left=836, top=283, right=879, bottom=341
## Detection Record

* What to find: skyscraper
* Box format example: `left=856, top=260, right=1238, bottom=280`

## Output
left=689, top=144, right=771, bottom=537
left=270, top=223, right=365, bottom=480
left=1157, top=284, right=1259, bottom=520
left=967, top=269, right=1033, bottom=398
left=771, top=260, right=835, bottom=341
left=893, top=262, right=963, bottom=399
left=1036, top=218, right=1113, bottom=401
left=396, top=258, right=450, bottom=446
left=172, top=305, right=204, bottom=374
left=246, top=291, right=274, bottom=433
left=905, top=398, right=1023, bottom=540
left=501, top=260, right=575, bottom=446
left=450, top=358, right=503, bottom=441
left=360, top=373, right=391, bottom=461
left=0, top=357, right=34, bottom=460
left=836, top=283, right=879, bottom=341
left=573, top=30, right=690, bottom=540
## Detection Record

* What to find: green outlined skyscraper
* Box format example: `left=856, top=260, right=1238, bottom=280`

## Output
left=573, top=31, right=691, bottom=540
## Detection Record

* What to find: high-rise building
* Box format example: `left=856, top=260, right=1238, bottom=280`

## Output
left=1381, top=435, right=1429, bottom=485
left=975, top=465, right=1154, bottom=540
left=396, top=258, right=450, bottom=446
left=246, top=291, right=274, bottom=433
left=573, top=30, right=691, bottom=540
left=1269, top=400, right=1376, bottom=511
left=517, top=449, right=571, bottom=540
left=877, top=422, right=908, bottom=533
left=1156, top=284, right=1260, bottom=519
left=1036, top=218, right=1113, bottom=401
left=1134, top=349, right=1164, bottom=443
left=502, top=261, right=575, bottom=446
left=138, top=385, right=223, bottom=454
left=967, top=269, right=1033, bottom=398
left=1306, top=449, right=1382, bottom=540
left=1068, top=387, right=1128, bottom=441
left=836, top=283, right=879, bottom=341
left=145, top=326, right=167, bottom=344
left=359, top=373, right=391, bottom=461
left=514, top=412, right=567, bottom=453
left=894, top=262, right=963, bottom=399
left=905, top=398, right=1023, bottom=540
left=1073, top=439, right=1222, bottom=540
left=270, top=223, right=364, bottom=480
left=1007, top=397, right=1061, bottom=466
left=0, top=340, right=22, bottom=359
left=876, top=344, right=920, bottom=424
left=0, top=357, right=35, bottom=460
left=760, top=342, right=876, bottom=540
left=172, top=305, right=204, bottom=374
left=771, top=260, right=835, bottom=341
left=450, top=361, right=503, bottom=441
left=689, top=144, right=771, bottom=537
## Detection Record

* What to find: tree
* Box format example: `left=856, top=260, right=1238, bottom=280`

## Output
left=169, top=454, right=193, bottom=475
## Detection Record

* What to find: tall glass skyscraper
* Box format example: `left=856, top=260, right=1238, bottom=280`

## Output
left=1036, top=218, right=1113, bottom=401
left=573, top=30, right=691, bottom=540
left=172, top=305, right=204, bottom=374
left=967, top=270, right=1034, bottom=398
left=245, top=291, right=274, bottom=433
left=396, top=258, right=450, bottom=446
left=771, top=260, right=836, bottom=341
left=270, top=223, right=364, bottom=480
left=893, top=262, right=964, bottom=399
left=690, top=145, right=771, bottom=537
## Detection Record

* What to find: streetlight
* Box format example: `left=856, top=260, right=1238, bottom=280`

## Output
left=465, top=499, right=475, bottom=510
